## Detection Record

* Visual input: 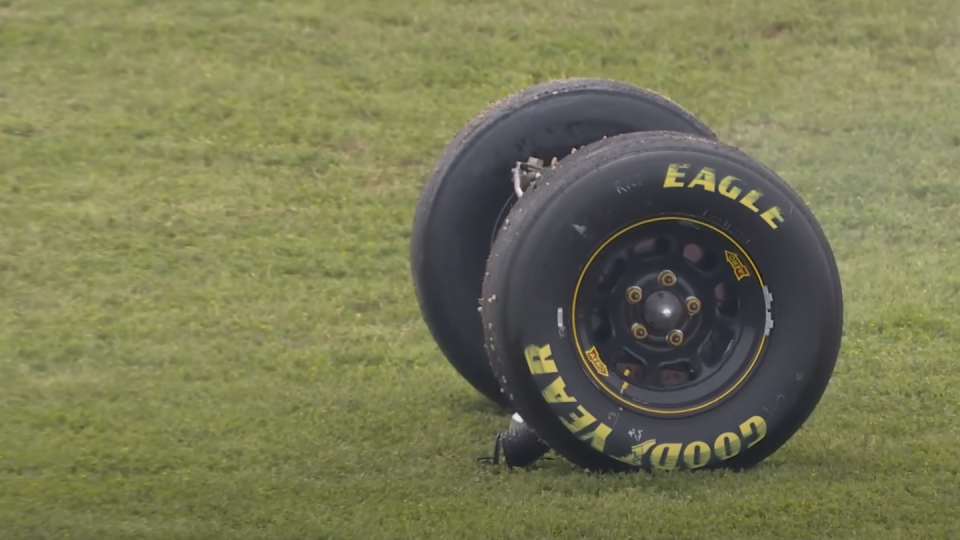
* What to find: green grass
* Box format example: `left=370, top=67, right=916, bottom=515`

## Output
left=2, top=0, right=960, bottom=537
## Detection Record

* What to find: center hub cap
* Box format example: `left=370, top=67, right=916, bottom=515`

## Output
left=643, top=290, right=682, bottom=330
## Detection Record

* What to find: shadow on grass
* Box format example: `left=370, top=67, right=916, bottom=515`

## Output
left=477, top=455, right=769, bottom=499
left=480, top=449, right=856, bottom=490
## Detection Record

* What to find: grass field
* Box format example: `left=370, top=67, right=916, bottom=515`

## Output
left=3, top=0, right=960, bottom=538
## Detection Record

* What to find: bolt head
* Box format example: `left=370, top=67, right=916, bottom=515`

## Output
left=631, top=323, right=648, bottom=340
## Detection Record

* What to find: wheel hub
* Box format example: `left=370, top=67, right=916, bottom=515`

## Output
left=642, top=290, right=683, bottom=331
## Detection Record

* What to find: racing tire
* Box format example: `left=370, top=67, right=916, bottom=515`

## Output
left=481, top=131, right=843, bottom=472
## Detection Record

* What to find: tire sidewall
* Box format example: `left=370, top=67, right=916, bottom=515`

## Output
left=498, top=148, right=842, bottom=471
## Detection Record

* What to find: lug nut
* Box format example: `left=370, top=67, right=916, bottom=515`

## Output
left=631, top=323, right=648, bottom=340
left=685, top=296, right=701, bottom=315
left=666, top=329, right=684, bottom=346
left=626, top=286, right=643, bottom=304
left=658, top=270, right=677, bottom=287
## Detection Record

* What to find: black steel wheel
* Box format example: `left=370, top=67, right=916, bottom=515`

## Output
left=572, top=216, right=770, bottom=416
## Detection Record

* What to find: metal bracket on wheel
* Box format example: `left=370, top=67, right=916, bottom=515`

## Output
left=511, top=157, right=545, bottom=198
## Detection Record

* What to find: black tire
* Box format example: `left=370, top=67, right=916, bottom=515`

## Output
left=482, top=131, right=843, bottom=472
left=410, top=79, right=717, bottom=408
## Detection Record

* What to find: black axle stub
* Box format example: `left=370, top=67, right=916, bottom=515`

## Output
left=478, top=413, right=551, bottom=468
left=481, top=131, right=843, bottom=473
left=410, top=78, right=717, bottom=409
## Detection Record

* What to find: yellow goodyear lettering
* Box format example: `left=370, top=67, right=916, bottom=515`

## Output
left=739, top=415, right=767, bottom=449
left=559, top=399, right=614, bottom=453
left=662, top=164, right=786, bottom=230
left=584, top=346, right=609, bottom=376
left=578, top=422, right=613, bottom=452
left=526, top=358, right=613, bottom=452
left=522, top=347, right=771, bottom=463
left=614, top=415, right=768, bottom=470
left=714, top=432, right=742, bottom=461
left=723, top=250, right=751, bottom=281
left=542, top=376, right=577, bottom=403
left=650, top=443, right=683, bottom=471
left=560, top=404, right=596, bottom=433
left=524, top=344, right=558, bottom=375
left=682, top=441, right=711, bottom=470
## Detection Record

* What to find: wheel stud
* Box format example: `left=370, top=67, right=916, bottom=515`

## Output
left=666, top=329, right=684, bottom=346
left=631, top=323, right=648, bottom=340
left=658, top=270, right=677, bottom=287
left=626, top=286, right=643, bottom=304
left=685, top=296, right=701, bottom=315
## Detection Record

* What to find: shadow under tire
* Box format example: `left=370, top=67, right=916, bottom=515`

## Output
left=482, top=131, right=843, bottom=472
left=410, top=79, right=717, bottom=408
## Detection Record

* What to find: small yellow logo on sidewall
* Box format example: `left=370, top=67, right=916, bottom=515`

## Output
left=724, top=250, right=751, bottom=281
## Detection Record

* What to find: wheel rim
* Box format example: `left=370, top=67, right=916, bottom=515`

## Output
left=570, top=216, right=770, bottom=416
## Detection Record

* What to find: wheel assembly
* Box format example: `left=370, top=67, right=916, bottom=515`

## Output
left=410, top=79, right=843, bottom=473
left=409, top=78, right=717, bottom=409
